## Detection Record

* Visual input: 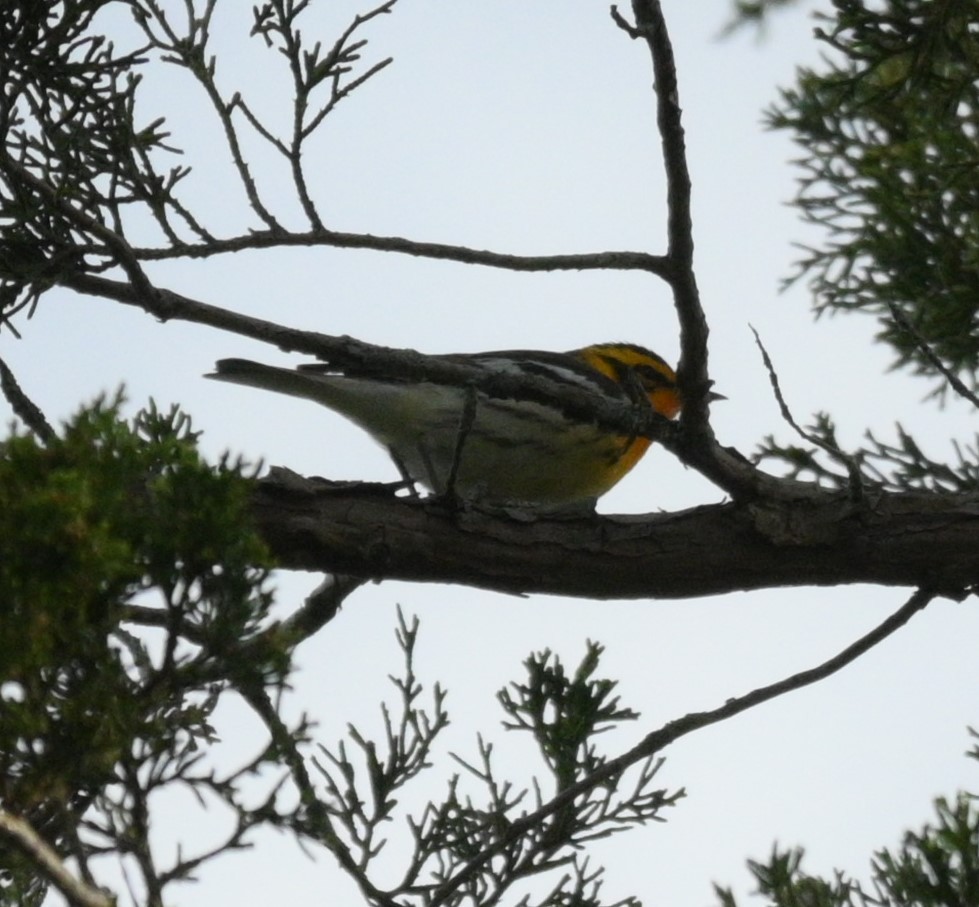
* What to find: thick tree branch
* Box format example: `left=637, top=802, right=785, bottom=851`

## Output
left=250, top=475, right=979, bottom=599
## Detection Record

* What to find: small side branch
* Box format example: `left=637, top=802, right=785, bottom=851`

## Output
left=751, top=326, right=865, bottom=498
left=0, top=809, right=113, bottom=907
left=249, top=0, right=399, bottom=229
left=0, top=355, right=55, bottom=442
left=275, top=572, right=366, bottom=644
left=237, top=679, right=403, bottom=907
left=886, top=300, right=979, bottom=409
left=129, top=228, right=673, bottom=277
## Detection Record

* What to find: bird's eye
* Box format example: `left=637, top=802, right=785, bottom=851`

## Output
left=635, top=364, right=672, bottom=389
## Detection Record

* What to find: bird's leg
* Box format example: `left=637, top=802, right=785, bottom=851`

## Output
left=388, top=446, right=421, bottom=498
left=620, top=368, right=648, bottom=454
left=444, top=384, right=478, bottom=503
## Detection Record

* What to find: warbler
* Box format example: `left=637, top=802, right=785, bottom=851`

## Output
left=208, top=343, right=689, bottom=509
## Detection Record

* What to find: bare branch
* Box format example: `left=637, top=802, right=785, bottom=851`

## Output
left=610, top=1, right=764, bottom=502
left=0, top=354, right=55, bottom=442
left=751, top=325, right=865, bottom=498
left=237, top=678, right=403, bottom=907
left=135, top=0, right=284, bottom=231
left=275, top=571, right=366, bottom=644
left=0, top=809, right=114, bottom=907
left=128, top=227, right=673, bottom=276
left=243, top=0, right=399, bottom=229
left=61, top=272, right=688, bottom=445
left=617, top=1, right=713, bottom=420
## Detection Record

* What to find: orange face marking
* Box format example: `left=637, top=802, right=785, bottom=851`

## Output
left=575, top=344, right=683, bottom=420
left=566, top=344, right=684, bottom=493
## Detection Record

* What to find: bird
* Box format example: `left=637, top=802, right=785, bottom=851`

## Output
left=208, top=343, right=695, bottom=510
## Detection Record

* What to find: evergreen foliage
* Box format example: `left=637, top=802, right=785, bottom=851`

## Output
left=0, top=400, right=281, bottom=905
left=769, top=0, right=979, bottom=389
left=715, top=737, right=979, bottom=906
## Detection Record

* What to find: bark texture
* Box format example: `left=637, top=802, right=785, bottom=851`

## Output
left=251, top=471, right=979, bottom=599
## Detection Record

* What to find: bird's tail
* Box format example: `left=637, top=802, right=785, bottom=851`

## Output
left=207, top=358, right=335, bottom=404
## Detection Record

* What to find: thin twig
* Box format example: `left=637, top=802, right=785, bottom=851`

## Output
left=237, top=679, right=402, bottom=907
left=0, top=809, right=114, bottom=907
left=137, top=0, right=283, bottom=232
left=751, top=325, right=865, bottom=499
left=885, top=300, right=979, bottom=409
left=229, top=95, right=289, bottom=156
left=303, top=57, right=394, bottom=138
left=0, top=151, right=159, bottom=306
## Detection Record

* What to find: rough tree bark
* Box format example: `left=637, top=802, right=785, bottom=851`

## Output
left=252, top=473, right=979, bottom=599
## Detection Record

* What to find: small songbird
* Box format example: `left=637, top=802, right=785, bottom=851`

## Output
left=208, top=343, right=692, bottom=509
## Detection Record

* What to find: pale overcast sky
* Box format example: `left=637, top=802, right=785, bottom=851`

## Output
left=5, top=3, right=979, bottom=905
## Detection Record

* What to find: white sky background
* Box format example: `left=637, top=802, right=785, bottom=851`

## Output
left=4, top=1, right=979, bottom=905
